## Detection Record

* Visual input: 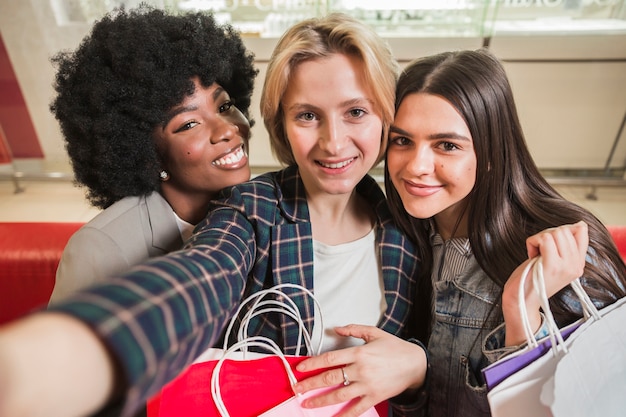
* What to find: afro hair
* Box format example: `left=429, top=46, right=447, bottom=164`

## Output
left=50, top=5, right=257, bottom=209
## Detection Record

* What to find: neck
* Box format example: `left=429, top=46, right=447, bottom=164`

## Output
left=434, top=198, right=471, bottom=241
left=307, top=190, right=374, bottom=245
left=435, top=212, right=469, bottom=241
left=159, top=185, right=212, bottom=225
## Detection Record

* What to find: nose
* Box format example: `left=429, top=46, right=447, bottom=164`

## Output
left=406, top=144, right=435, bottom=176
left=318, top=117, right=347, bottom=155
left=210, top=117, right=239, bottom=144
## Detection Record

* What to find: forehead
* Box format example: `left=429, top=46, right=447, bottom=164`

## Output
left=283, top=54, right=372, bottom=104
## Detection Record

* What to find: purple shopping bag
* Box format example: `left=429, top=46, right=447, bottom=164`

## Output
left=482, top=320, right=581, bottom=391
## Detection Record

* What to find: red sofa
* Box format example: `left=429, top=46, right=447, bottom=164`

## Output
left=0, top=222, right=625, bottom=327
left=0, top=222, right=83, bottom=325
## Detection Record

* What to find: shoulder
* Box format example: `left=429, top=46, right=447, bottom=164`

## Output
left=84, top=195, right=147, bottom=227
left=212, top=169, right=295, bottom=215
left=73, top=194, right=156, bottom=244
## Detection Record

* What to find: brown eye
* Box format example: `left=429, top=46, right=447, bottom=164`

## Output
left=390, top=136, right=410, bottom=146
left=174, top=121, right=199, bottom=133
left=349, top=108, right=365, bottom=118
left=219, top=101, right=233, bottom=113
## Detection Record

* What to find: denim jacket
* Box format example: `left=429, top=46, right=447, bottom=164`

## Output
left=391, top=231, right=506, bottom=417
left=427, top=257, right=502, bottom=417
left=393, top=238, right=607, bottom=417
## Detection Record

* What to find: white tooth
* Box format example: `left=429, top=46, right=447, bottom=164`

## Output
left=213, top=146, right=247, bottom=166
left=322, top=159, right=351, bottom=169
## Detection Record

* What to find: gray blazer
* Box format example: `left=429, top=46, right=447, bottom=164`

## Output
left=49, top=191, right=184, bottom=304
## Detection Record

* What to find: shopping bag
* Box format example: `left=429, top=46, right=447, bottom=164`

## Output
left=540, top=295, right=626, bottom=416
left=152, top=348, right=384, bottom=417
left=485, top=256, right=620, bottom=417
left=149, top=284, right=385, bottom=417
left=152, top=347, right=301, bottom=417
left=211, top=337, right=380, bottom=417
left=482, top=320, right=581, bottom=391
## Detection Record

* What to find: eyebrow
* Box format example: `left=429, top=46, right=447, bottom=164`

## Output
left=285, top=97, right=374, bottom=113
left=389, top=125, right=471, bottom=142
left=161, top=86, right=227, bottom=130
left=389, top=125, right=411, bottom=136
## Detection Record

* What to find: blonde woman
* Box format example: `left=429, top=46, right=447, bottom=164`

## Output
left=0, top=13, right=418, bottom=417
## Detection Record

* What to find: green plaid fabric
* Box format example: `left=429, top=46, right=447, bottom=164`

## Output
left=49, top=165, right=419, bottom=417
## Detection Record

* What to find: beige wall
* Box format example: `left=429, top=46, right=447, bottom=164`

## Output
left=1, top=0, right=625, bottom=174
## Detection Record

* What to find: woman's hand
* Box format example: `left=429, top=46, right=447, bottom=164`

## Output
left=0, top=313, right=116, bottom=417
left=502, top=221, right=589, bottom=346
left=293, top=324, right=427, bottom=417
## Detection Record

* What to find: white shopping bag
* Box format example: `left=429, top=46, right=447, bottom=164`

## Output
left=486, top=257, right=626, bottom=417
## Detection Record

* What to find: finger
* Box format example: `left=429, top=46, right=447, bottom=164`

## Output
left=333, top=397, right=378, bottom=417
left=294, top=365, right=348, bottom=394
left=526, top=224, right=588, bottom=298
left=332, top=324, right=385, bottom=342
left=542, top=225, right=583, bottom=268
left=570, top=221, right=589, bottom=257
left=296, top=346, right=353, bottom=373
left=526, top=223, right=577, bottom=260
left=295, top=325, right=386, bottom=374
left=298, top=375, right=360, bottom=408
left=526, top=227, right=557, bottom=259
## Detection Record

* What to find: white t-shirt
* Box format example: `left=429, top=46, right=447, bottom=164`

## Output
left=173, top=211, right=195, bottom=243
left=312, top=228, right=386, bottom=352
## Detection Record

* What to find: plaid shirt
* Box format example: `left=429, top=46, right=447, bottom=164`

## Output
left=49, top=166, right=419, bottom=417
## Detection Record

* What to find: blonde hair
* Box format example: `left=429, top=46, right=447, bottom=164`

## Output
left=261, top=13, right=399, bottom=166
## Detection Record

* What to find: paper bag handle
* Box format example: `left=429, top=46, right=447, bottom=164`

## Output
left=211, top=336, right=299, bottom=417
left=223, top=283, right=324, bottom=356
left=518, top=256, right=601, bottom=352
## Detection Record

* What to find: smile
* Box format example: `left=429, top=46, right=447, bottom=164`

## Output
left=212, top=145, right=247, bottom=167
left=316, top=157, right=355, bottom=169
left=403, top=181, right=442, bottom=197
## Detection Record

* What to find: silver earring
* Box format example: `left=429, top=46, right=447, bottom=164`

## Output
left=159, top=170, right=169, bottom=180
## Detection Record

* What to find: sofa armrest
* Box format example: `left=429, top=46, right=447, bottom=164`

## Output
left=0, top=222, right=83, bottom=325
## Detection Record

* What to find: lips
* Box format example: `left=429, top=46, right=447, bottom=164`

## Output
left=316, top=157, right=355, bottom=169
left=212, top=144, right=247, bottom=168
left=403, top=180, right=442, bottom=197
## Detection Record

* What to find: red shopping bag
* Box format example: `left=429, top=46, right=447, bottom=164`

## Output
left=147, top=347, right=385, bottom=417
left=148, top=284, right=387, bottom=417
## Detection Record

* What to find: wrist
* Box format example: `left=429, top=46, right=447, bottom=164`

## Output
left=502, top=289, right=542, bottom=346
left=406, top=338, right=429, bottom=390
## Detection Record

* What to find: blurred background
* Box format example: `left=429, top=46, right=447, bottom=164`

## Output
left=0, top=0, right=625, bottom=224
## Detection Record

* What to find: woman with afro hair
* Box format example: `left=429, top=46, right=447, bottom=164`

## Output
left=49, top=5, right=258, bottom=303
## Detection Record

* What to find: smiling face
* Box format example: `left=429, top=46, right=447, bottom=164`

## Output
left=154, top=79, right=251, bottom=200
left=387, top=92, right=476, bottom=238
left=280, top=53, right=383, bottom=199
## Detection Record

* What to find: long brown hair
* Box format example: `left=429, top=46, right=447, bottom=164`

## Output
left=385, top=49, right=626, bottom=342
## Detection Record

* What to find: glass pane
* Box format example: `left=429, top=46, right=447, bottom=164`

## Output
left=329, top=0, right=491, bottom=37
left=492, top=0, right=626, bottom=35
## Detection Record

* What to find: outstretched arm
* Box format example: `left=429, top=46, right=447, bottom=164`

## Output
left=0, top=313, right=118, bottom=417
left=293, top=324, right=427, bottom=417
